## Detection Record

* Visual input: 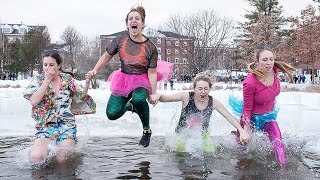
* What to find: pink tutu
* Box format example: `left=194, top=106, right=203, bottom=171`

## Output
left=156, top=60, right=173, bottom=81
left=108, top=60, right=173, bottom=97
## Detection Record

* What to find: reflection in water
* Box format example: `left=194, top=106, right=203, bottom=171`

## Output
left=31, top=154, right=83, bottom=179
left=116, top=161, right=151, bottom=179
left=174, top=152, right=213, bottom=179
left=0, top=136, right=319, bottom=179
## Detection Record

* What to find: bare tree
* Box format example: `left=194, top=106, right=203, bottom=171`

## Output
left=0, top=23, right=3, bottom=73
left=165, top=9, right=234, bottom=75
left=76, top=36, right=100, bottom=75
left=289, top=5, right=320, bottom=83
left=60, top=26, right=82, bottom=71
left=144, top=27, right=160, bottom=37
left=75, top=36, right=107, bottom=88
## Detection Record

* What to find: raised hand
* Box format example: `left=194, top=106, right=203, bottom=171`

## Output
left=44, top=67, right=56, bottom=83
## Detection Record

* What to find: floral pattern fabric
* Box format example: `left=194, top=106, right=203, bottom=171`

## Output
left=23, top=72, right=96, bottom=130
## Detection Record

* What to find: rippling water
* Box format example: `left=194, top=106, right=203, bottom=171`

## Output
left=0, top=136, right=319, bottom=179
left=1, top=88, right=320, bottom=179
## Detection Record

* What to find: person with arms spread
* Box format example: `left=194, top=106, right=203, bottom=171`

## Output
left=153, top=75, right=251, bottom=151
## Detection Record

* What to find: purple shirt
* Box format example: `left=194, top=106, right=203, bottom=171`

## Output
left=242, top=69, right=280, bottom=124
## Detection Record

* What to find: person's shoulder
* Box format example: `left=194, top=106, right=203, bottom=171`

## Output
left=244, top=73, right=255, bottom=81
left=144, top=35, right=156, bottom=48
left=243, top=73, right=256, bottom=86
left=60, top=72, right=74, bottom=80
left=114, top=31, right=128, bottom=41
left=115, top=31, right=128, bottom=37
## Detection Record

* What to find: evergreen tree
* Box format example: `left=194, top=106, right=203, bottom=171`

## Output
left=7, top=40, right=26, bottom=74
left=237, top=0, right=289, bottom=65
left=19, top=27, right=50, bottom=76
left=240, top=0, right=285, bottom=37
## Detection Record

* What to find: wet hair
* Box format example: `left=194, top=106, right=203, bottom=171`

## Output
left=125, top=6, right=146, bottom=23
left=193, top=75, right=212, bottom=89
left=247, top=48, right=295, bottom=82
left=43, top=50, right=74, bottom=77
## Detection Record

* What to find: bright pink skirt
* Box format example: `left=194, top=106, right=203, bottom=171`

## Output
left=108, top=60, right=173, bottom=97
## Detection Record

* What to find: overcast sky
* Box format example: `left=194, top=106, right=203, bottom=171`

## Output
left=0, top=0, right=318, bottom=43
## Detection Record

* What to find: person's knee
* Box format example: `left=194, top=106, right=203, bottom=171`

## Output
left=30, top=138, right=49, bottom=164
left=56, top=139, right=75, bottom=163
left=30, top=150, right=46, bottom=164
left=56, top=153, right=67, bottom=164
left=106, top=109, right=120, bottom=120
left=131, top=94, right=147, bottom=105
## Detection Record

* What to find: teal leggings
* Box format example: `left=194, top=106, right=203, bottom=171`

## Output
left=106, top=88, right=150, bottom=130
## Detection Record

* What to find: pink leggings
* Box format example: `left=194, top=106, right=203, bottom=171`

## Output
left=263, top=121, right=282, bottom=143
left=263, top=121, right=287, bottom=166
left=238, top=121, right=287, bottom=166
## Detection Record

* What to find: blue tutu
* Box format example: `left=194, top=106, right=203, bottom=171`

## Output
left=228, top=94, right=279, bottom=131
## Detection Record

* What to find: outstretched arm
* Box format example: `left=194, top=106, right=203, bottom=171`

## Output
left=83, top=72, right=94, bottom=95
left=151, top=91, right=189, bottom=107
left=213, top=98, right=251, bottom=144
left=86, top=52, right=113, bottom=78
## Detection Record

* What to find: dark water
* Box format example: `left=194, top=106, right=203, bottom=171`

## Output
left=0, top=136, right=319, bottom=180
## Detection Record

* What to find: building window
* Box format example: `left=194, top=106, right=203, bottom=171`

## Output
left=175, top=58, right=179, bottom=64
left=2, top=28, right=11, bottom=33
left=183, top=41, right=188, bottom=46
left=167, top=57, right=171, bottom=62
left=183, top=58, right=187, bottom=64
left=166, top=41, right=171, bottom=46
left=175, top=49, right=179, bottom=54
left=183, top=50, right=187, bottom=54
left=175, top=41, right=179, bottom=46
left=167, top=49, right=171, bottom=54
left=157, top=38, right=161, bottom=44
left=19, top=28, right=27, bottom=34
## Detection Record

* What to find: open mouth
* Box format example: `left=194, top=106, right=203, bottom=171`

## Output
left=200, top=95, right=206, bottom=98
left=131, top=25, right=137, bottom=31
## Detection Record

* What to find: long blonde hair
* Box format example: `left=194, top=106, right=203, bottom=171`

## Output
left=247, top=48, right=295, bottom=82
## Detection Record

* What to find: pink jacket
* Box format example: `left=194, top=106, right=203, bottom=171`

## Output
left=242, top=69, right=280, bottom=125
